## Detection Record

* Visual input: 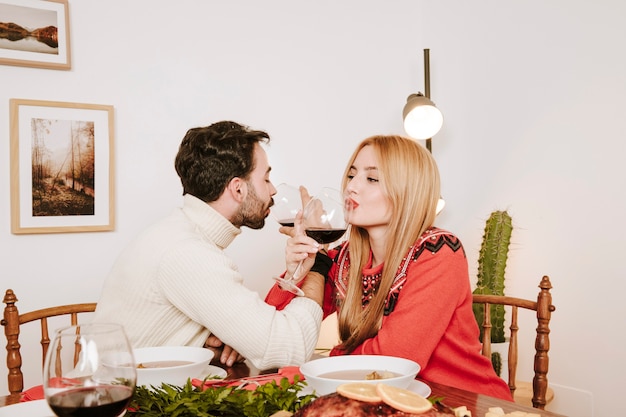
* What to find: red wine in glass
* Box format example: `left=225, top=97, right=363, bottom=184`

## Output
left=271, top=184, right=301, bottom=227
left=43, top=323, right=137, bottom=417
left=305, top=227, right=346, bottom=244
left=48, top=385, right=133, bottom=417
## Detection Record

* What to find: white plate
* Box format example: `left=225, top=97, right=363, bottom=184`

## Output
left=300, top=379, right=431, bottom=398
left=137, top=364, right=227, bottom=391
left=0, top=400, right=54, bottom=417
left=407, top=379, right=431, bottom=397
left=197, top=364, right=227, bottom=380
left=142, top=364, right=227, bottom=389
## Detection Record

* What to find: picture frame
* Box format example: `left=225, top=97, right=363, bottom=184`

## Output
left=0, top=0, right=71, bottom=70
left=10, top=99, right=115, bottom=234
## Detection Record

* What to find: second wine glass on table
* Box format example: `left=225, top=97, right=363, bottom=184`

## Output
left=274, top=187, right=348, bottom=296
left=43, top=323, right=136, bottom=417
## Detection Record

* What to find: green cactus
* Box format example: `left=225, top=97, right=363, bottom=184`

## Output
left=491, top=351, right=502, bottom=377
left=472, top=210, right=513, bottom=346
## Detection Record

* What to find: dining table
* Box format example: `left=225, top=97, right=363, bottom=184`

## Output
left=0, top=355, right=567, bottom=416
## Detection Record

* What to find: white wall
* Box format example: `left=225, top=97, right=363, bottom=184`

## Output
left=1, top=1, right=623, bottom=416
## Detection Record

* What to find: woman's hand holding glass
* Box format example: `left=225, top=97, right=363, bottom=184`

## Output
left=278, top=209, right=322, bottom=296
left=274, top=187, right=348, bottom=295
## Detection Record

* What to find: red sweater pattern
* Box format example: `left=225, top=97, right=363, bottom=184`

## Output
left=265, top=227, right=513, bottom=401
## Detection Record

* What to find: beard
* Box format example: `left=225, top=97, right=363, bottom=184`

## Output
left=237, top=182, right=272, bottom=230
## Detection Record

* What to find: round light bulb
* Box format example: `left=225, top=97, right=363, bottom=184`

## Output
left=402, top=93, right=444, bottom=140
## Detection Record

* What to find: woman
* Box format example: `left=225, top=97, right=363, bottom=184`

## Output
left=266, top=135, right=513, bottom=401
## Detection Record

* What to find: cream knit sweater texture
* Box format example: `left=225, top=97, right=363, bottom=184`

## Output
left=93, top=194, right=322, bottom=370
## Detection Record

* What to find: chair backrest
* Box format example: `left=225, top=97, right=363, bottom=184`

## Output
left=1, top=289, right=97, bottom=396
left=472, top=275, right=555, bottom=409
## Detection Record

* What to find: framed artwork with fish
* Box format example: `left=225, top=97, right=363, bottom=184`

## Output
left=0, top=0, right=70, bottom=70
left=10, top=99, right=115, bottom=234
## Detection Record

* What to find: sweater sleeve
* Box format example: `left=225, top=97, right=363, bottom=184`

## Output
left=158, top=240, right=322, bottom=370
left=265, top=247, right=340, bottom=319
left=346, top=240, right=470, bottom=369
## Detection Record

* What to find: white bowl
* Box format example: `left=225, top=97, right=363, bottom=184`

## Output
left=300, top=355, right=420, bottom=396
left=133, top=346, right=215, bottom=387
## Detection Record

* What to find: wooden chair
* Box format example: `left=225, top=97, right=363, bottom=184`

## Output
left=1, top=288, right=97, bottom=399
left=473, top=275, right=555, bottom=409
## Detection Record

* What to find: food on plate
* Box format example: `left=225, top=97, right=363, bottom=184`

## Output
left=453, top=406, right=472, bottom=417
left=136, top=360, right=193, bottom=368
left=367, top=370, right=398, bottom=380
left=317, top=369, right=400, bottom=380
left=292, top=392, right=452, bottom=416
left=293, top=383, right=449, bottom=416
left=376, top=383, right=433, bottom=414
left=275, top=384, right=534, bottom=417
left=271, top=412, right=296, bottom=417
left=484, top=407, right=540, bottom=417
left=300, top=355, right=420, bottom=396
left=336, top=382, right=381, bottom=403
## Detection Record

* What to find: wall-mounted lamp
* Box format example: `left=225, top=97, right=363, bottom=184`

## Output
left=402, top=48, right=443, bottom=152
left=403, top=48, right=445, bottom=214
left=403, top=93, right=443, bottom=142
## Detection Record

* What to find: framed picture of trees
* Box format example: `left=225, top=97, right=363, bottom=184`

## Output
left=10, top=99, right=114, bottom=234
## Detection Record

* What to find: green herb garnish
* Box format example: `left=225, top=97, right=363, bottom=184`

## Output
left=428, top=395, right=445, bottom=405
left=127, top=376, right=316, bottom=417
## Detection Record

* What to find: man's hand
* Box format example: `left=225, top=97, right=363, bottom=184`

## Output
left=204, top=334, right=245, bottom=367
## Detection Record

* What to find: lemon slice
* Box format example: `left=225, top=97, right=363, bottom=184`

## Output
left=376, top=383, right=433, bottom=414
left=336, top=382, right=382, bottom=403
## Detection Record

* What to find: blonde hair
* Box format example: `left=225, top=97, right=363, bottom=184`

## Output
left=337, top=135, right=441, bottom=352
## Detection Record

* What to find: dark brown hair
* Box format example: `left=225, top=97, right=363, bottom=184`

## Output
left=174, top=121, right=270, bottom=202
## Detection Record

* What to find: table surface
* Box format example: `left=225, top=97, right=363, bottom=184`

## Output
left=0, top=358, right=566, bottom=416
left=424, top=379, right=565, bottom=416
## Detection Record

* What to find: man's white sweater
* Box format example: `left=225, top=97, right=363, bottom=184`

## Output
left=94, top=194, right=322, bottom=370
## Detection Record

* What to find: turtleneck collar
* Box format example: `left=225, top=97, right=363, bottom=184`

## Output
left=181, top=194, right=241, bottom=249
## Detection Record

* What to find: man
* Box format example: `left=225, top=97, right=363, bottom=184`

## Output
left=94, top=121, right=324, bottom=370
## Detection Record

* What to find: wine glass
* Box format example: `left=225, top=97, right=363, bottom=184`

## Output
left=274, top=187, right=348, bottom=296
left=43, top=323, right=137, bottom=417
left=271, top=183, right=301, bottom=227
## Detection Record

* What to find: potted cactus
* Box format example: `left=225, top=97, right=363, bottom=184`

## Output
left=472, top=210, right=513, bottom=377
